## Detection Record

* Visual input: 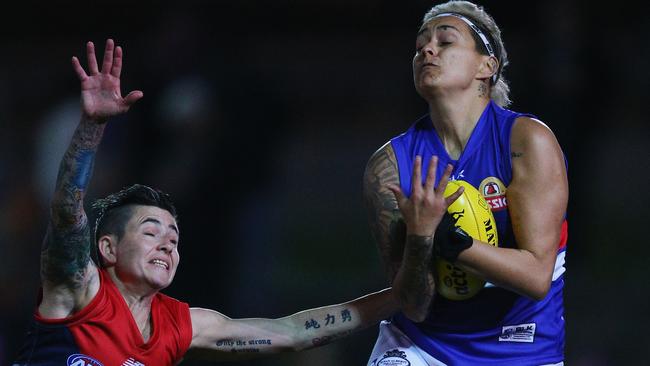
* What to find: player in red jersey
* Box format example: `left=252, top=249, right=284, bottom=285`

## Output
left=14, top=39, right=397, bottom=366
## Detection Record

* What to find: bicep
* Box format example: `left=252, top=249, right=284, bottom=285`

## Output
left=39, top=220, right=99, bottom=318
left=508, top=118, right=568, bottom=262
left=188, top=308, right=295, bottom=361
left=362, top=142, right=404, bottom=281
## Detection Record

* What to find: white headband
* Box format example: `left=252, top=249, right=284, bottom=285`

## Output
left=433, top=12, right=498, bottom=83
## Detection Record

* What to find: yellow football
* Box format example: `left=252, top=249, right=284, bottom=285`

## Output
left=434, top=180, right=498, bottom=300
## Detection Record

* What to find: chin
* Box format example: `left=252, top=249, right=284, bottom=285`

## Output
left=148, top=273, right=175, bottom=291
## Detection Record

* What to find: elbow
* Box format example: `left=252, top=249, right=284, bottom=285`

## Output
left=394, top=284, right=433, bottom=323
left=282, top=332, right=305, bottom=353
left=527, top=277, right=552, bottom=302
left=402, top=309, right=428, bottom=323
left=400, top=300, right=430, bottom=323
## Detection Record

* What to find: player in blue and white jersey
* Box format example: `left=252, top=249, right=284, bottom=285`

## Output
left=363, top=1, right=569, bottom=365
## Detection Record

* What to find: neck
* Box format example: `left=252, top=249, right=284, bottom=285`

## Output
left=106, top=268, right=156, bottom=341
left=426, top=93, right=490, bottom=160
left=106, top=268, right=156, bottom=309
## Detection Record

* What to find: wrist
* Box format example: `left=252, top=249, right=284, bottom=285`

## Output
left=405, top=224, right=435, bottom=238
left=433, top=213, right=473, bottom=263
left=81, top=113, right=109, bottom=125
left=404, top=235, right=434, bottom=257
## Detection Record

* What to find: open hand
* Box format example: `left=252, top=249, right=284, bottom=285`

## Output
left=71, top=39, right=143, bottom=121
left=387, top=155, right=464, bottom=237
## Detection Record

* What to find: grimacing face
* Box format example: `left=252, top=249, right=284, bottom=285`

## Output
left=412, top=16, right=487, bottom=99
left=104, top=205, right=180, bottom=291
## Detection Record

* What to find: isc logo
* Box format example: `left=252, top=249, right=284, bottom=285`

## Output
left=66, top=354, right=104, bottom=366
left=479, top=177, right=508, bottom=212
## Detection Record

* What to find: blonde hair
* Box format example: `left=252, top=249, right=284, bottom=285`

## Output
left=423, top=1, right=511, bottom=107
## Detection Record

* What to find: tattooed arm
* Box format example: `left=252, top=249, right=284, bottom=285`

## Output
left=363, top=144, right=463, bottom=322
left=186, top=288, right=396, bottom=361
left=362, top=142, right=404, bottom=282
left=39, top=39, right=143, bottom=318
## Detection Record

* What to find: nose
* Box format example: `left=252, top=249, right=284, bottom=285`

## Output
left=423, top=45, right=435, bottom=56
left=158, top=240, right=174, bottom=253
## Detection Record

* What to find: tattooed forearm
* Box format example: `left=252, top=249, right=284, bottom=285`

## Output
left=363, top=144, right=403, bottom=281
left=50, top=118, right=105, bottom=228
left=304, top=309, right=355, bottom=347
left=394, top=235, right=435, bottom=316
left=214, top=339, right=272, bottom=353
left=311, top=330, right=353, bottom=347
left=42, top=118, right=105, bottom=285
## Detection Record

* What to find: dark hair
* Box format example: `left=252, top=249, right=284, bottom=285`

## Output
left=91, top=184, right=177, bottom=266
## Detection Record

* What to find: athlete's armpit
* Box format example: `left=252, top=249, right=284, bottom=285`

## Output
left=362, top=142, right=404, bottom=282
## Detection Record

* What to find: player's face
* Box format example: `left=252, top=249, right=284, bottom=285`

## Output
left=413, top=16, right=485, bottom=98
left=114, top=205, right=180, bottom=291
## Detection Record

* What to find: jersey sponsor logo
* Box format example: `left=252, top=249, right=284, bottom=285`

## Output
left=479, top=177, right=508, bottom=212
left=499, top=323, right=536, bottom=343
left=66, top=354, right=104, bottom=366
left=122, top=358, right=145, bottom=366
left=374, top=349, right=411, bottom=366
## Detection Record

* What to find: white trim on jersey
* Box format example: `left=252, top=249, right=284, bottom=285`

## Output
left=368, top=320, right=565, bottom=366
left=484, top=250, right=566, bottom=288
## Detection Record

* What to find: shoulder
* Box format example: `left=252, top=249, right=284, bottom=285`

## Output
left=511, top=116, right=561, bottom=151
left=509, top=116, right=566, bottom=182
left=156, top=292, right=191, bottom=317
left=366, top=141, right=395, bottom=166
left=363, top=141, right=398, bottom=185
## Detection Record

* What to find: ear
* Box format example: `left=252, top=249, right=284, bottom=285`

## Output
left=476, top=55, right=499, bottom=81
left=98, top=235, right=118, bottom=266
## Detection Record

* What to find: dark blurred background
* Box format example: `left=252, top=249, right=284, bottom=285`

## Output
left=1, top=0, right=649, bottom=365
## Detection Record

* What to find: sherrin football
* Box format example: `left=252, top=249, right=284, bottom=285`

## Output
left=434, top=180, right=498, bottom=300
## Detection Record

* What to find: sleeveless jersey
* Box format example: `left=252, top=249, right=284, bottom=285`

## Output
left=13, top=269, right=192, bottom=366
left=390, top=100, right=567, bottom=365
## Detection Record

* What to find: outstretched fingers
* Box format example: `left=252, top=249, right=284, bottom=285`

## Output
left=71, top=56, right=88, bottom=82
left=424, top=156, right=438, bottom=192
left=111, top=45, right=123, bottom=78
left=100, top=39, right=115, bottom=74
left=435, top=164, right=454, bottom=195
left=86, top=41, right=99, bottom=75
left=445, top=185, right=464, bottom=206
left=411, top=155, right=423, bottom=196
left=123, top=90, right=144, bottom=107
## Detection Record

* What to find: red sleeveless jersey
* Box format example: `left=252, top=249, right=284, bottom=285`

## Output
left=16, top=269, right=192, bottom=366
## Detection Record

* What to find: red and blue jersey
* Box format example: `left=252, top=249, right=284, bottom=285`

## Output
left=14, top=269, right=192, bottom=366
left=390, top=100, right=567, bottom=365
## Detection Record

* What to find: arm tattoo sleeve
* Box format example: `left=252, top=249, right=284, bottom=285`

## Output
left=41, top=119, right=105, bottom=287
left=362, top=144, right=404, bottom=282
left=397, top=235, right=435, bottom=309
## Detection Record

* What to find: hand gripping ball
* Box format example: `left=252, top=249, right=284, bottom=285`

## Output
left=434, top=180, right=498, bottom=300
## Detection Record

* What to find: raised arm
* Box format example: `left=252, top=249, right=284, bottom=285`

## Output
left=454, top=117, right=568, bottom=300
left=362, top=143, right=462, bottom=322
left=39, top=39, right=143, bottom=318
left=187, top=288, right=396, bottom=361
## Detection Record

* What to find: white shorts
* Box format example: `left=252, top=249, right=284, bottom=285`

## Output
left=367, top=320, right=564, bottom=366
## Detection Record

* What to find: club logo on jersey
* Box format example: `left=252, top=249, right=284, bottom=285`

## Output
left=375, top=349, right=411, bottom=366
left=122, top=358, right=145, bottom=366
left=66, top=354, right=104, bottom=366
left=499, top=323, right=536, bottom=343
left=479, top=177, right=508, bottom=212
